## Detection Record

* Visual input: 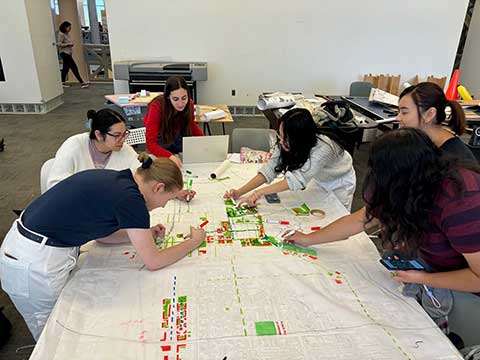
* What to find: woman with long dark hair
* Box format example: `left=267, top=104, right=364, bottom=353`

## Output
left=285, top=128, right=480, bottom=346
left=57, top=21, right=89, bottom=88
left=144, top=76, right=204, bottom=169
left=225, top=108, right=356, bottom=210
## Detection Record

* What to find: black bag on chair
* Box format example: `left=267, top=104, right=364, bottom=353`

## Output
left=0, top=306, right=12, bottom=349
left=320, top=100, right=355, bottom=125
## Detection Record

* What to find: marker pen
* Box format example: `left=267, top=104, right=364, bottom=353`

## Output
left=265, top=220, right=290, bottom=225
left=282, top=229, right=296, bottom=238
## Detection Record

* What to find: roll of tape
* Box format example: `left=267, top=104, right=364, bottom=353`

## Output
left=310, top=209, right=325, bottom=218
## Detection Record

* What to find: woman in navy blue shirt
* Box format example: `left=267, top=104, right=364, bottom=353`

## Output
left=0, top=153, right=205, bottom=340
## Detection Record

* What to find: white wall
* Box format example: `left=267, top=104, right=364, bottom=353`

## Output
left=460, top=3, right=480, bottom=98
left=105, top=0, right=468, bottom=105
left=0, top=0, right=43, bottom=103
left=0, top=0, right=62, bottom=104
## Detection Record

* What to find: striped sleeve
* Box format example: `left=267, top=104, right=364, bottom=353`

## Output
left=441, top=170, right=480, bottom=254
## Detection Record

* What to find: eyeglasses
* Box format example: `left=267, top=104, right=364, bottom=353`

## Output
left=106, top=130, right=130, bottom=141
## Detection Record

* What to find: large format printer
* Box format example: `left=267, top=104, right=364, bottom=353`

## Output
left=113, top=60, right=208, bottom=102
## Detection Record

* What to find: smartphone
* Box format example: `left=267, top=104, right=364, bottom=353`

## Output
left=264, top=193, right=281, bottom=203
left=379, top=258, right=425, bottom=271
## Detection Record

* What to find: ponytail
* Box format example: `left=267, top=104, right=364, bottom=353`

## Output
left=136, top=152, right=183, bottom=191
left=447, top=100, right=466, bottom=135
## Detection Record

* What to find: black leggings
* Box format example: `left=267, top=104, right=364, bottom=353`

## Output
left=60, top=52, right=84, bottom=84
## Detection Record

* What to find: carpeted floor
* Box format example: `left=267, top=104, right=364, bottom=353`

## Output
left=0, top=83, right=372, bottom=359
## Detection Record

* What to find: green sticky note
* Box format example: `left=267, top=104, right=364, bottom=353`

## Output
left=255, top=321, right=277, bottom=336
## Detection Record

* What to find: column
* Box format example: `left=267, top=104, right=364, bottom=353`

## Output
left=87, top=0, right=100, bottom=44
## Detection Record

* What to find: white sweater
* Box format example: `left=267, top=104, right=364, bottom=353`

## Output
left=47, top=133, right=141, bottom=190
left=259, top=135, right=356, bottom=209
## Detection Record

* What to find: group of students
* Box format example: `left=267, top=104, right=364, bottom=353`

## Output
left=0, top=78, right=479, bottom=348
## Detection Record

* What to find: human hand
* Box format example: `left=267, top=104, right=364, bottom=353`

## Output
left=189, top=226, right=206, bottom=246
left=224, top=188, right=241, bottom=200
left=169, top=155, right=183, bottom=170
left=239, top=191, right=261, bottom=207
left=177, top=189, right=196, bottom=202
left=151, top=224, right=166, bottom=240
left=390, top=270, right=426, bottom=284
left=282, top=230, right=311, bottom=247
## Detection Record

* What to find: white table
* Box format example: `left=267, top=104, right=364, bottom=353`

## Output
left=30, top=163, right=461, bottom=360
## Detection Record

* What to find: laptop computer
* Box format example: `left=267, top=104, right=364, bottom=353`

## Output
left=182, top=135, right=229, bottom=164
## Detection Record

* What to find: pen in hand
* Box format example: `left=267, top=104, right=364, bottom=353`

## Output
left=184, top=220, right=209, bottom=240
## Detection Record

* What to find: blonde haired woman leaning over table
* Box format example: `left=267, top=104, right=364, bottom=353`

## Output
left=0, top=153, right=205, bottom=341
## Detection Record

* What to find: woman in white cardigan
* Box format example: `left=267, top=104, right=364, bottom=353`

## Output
left=47, top=108, right=140, bottom=190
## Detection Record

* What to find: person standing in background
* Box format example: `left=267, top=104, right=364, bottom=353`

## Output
left=57, top=21, right=89, bottom=88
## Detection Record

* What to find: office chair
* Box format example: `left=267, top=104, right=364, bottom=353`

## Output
left=349, top=81, right=373, bottom=97
left=125, top=127, right=146, bottom=146
left=231, top=128, right=276, bottom=153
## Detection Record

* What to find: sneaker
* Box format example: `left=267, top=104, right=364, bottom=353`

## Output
left=81, top=82, right=90, bottom=88
left=62, top=83, right=71, bottom=88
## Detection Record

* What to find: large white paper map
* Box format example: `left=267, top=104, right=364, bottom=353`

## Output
left=31, top=163, right=461, bottom=360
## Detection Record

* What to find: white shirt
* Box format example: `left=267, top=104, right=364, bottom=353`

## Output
left=47, top=133, right=141, bottom=190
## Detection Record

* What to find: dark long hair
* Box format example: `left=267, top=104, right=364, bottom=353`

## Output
left=150, top=76, right=192, bottom=146
left=363, top=128, right=475, bottom=251
left=274, top=108, right=343, bottom=174
left=399, top=82, right=466, bottom=135
left=59, top=21, right=72, bottom=34
left=87, top=108, right=126, bottom=140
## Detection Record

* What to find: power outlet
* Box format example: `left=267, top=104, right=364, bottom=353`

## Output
left=231, top=89, right=236, bottom=96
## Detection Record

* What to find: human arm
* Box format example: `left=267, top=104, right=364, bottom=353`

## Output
left=283, top=138, right=352, bottom=192
left=144, top=101, right=174, bottom=158
left=127, top=226, right=205, bottom=270
left=392, top=252, right=480, bottom=292
left=285, top=207, right=379, bottom=246
left=176, top=189, right=196, bottom=202
left=95, top=224, right=166, bottom=244
left=393, top=182, right=480, bottom=292
left=239, top=178, right=289, bottom=207
left=224, top=173, right=267, bottom=200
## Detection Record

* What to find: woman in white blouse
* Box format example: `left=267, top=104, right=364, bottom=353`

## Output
left=47, top=108, right=140, bottom=190
left=225, top=108, right=356, bottom=210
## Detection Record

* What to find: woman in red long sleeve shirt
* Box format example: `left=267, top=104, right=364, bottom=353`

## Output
left=144, top=76, right=204, bottom=169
